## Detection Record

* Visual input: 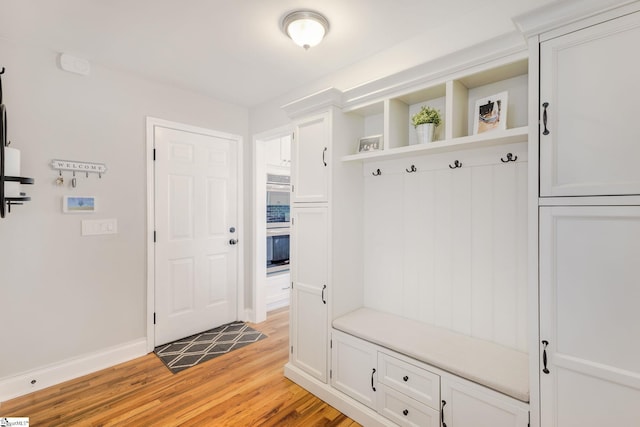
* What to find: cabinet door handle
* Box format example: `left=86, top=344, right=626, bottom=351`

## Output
left=403, top=409, right=409, bottom=416
left=371, top=368, right=377, bottom=391
left=542, top=102, right=550, bottom=135
left=322, top=147, right=327, bottom=167
left=321, top=284, right=327, bottom=304
left=403, top=375, right=409, bottom=382
left=441, top=400, right=447, bottom=427
left=542, top=340, right=550, bottom=374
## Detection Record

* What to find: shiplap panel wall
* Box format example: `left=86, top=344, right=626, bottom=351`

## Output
left=363, top=144, right=528, bottom=352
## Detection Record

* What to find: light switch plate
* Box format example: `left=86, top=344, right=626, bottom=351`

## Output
left=82, top=218, right=118, bottom=236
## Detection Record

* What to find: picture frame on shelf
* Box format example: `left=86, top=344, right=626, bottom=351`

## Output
left=357, top=135, right=383, bottom=153
left=473, top=91, right=508, bottom=134
left=63, top=196, right=96, bottom=213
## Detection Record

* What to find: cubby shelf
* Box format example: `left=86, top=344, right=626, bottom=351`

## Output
left=342, top=125, right=528, bottom=162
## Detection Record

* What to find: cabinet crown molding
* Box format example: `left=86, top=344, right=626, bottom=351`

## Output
left=281, top=87, right=343, bottom=119
left=513, top=0, right=639, bottom=37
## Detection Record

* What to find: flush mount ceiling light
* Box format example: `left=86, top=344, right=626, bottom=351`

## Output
left=281, top=10, right=330, bottom=50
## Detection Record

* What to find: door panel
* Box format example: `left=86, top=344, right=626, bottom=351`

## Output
left=155, top=125, right=239, bottom=346
left=290, top=206, right=328, bottom=382
left=539, top=206, right=640, bottom=425
left=539, top=11, right=640, bottom=196
left=291, top=113, right=329, bottom=203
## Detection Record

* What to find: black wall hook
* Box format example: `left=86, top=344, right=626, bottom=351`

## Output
left=449, top=160, right=462, bottom=169
left=501, top=153, right=518, bottom=163
left=372, top=169, right=382, bottom=176
left=406, top=165, right=417, bottom=173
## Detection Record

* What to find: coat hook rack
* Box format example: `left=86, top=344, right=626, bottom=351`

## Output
left=501, top=153, right=518, bottom=163
left=51, top=160, right=107, bottom=178
left=406, top=165, right=417, bottom=173
left=372, top=168, right=382, bottom=176
left=449, top=160, right=462, bottom=169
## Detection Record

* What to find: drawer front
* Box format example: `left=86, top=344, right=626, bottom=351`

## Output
left=377, top=384, right=440, bottom=427
left=378, top=353, right=440, bottom=409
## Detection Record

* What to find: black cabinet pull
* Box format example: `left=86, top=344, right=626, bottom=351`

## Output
left=403, top=375, right=409, bottom=382
left=321, top=285, right=327, bottom=304
left=542, top=340, right=550, bottom=374
left=322, top=147, right=327, bottom=166
left=542, top=102, right=550, bottom=135
left=403, top=409, right=409, bottom=416
left=371, top=368, right=377, bottom=391
left=441, top=400, right=447, bottom=427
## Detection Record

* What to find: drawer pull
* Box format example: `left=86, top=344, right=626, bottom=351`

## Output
left=402, top=409, right=409, bottom=416
left=403, top=375, right=409, bottom=382
left=371, top=368, right=377, bottom=392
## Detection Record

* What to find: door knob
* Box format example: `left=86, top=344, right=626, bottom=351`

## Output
left=229, top=239, right=238, bottom=245
left=229, top=227, right=236, bottom=233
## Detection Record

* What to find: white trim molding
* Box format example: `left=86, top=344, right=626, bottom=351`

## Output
left=0, top=339, right=147, bottom=402
left=513, top=0, right=640, bottom=38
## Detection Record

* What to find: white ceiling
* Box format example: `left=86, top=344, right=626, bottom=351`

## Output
left=0, top=0, right=554, bottom=108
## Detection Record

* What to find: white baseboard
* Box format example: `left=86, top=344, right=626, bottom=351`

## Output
left=0, top=338, right=147, bottom=402
left=283, top=363, right=395, bottom=427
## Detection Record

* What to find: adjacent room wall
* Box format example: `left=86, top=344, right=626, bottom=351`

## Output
left=0, top=37, right=248, bottom=380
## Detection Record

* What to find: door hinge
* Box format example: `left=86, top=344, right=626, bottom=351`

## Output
left=153, top=148, right=156, bottom=161
left=153, top=231, right=157, bottom=242
left=330, top=339, right=332, bottom=349
left=291, top=184, right=295, bottom=193
left=330, top=369, right=332, bottom=379
left=291, top=282, right=294, bottom=289
left=290, top=345, right=294, bottom=354
left=153, top=312, right=156, bottom=325
left=291, top=217, right=294, bottom=226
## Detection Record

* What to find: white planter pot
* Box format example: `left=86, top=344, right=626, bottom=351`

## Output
left=414, top=123, right=435, bottom=144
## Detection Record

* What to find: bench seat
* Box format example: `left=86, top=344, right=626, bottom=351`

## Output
left=332, top=307, right=529, bottom=403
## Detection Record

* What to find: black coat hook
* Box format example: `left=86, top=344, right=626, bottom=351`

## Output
left=372, top=169, right=382, bottom=176
left=449, top=160, right=462, bottom=169
left=406, top=165, right=417, bottom=173
left=501, top=153, right=517, bottom=163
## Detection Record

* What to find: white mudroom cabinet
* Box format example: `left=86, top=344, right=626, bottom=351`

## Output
left=516, top=1, right=640, bottom=425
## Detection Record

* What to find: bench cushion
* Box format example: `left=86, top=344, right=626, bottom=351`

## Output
left=333, top=307, right=529, bottom=402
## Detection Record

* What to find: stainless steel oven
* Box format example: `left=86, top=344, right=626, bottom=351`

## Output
left=266, top=227, right=290, bottom=275
left=266, top=174, right=290, bottom=229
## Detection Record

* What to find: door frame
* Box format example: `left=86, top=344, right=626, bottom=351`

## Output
left=145, top=116, right=244, bottom=352
left=250, top=125, right=293, bottom=323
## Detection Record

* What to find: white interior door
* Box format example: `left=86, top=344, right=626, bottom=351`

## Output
left=154, top=125, right=239, bottom=346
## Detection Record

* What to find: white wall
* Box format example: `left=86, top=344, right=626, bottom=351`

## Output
left=0, top=37, right=248, bottom=379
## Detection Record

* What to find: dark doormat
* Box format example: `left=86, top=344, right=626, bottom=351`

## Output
left=154, top=321, right=267, bottom=374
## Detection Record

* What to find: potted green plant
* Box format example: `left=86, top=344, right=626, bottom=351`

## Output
left=411, top=106, right=441, bottom=144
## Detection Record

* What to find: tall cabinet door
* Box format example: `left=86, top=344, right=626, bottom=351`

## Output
left=290, top=206, right=329, bottom=382
left=539, top=206, right=640, bottom=426
left=291, top=113, right=330, bottom=203
left=539, top=11, right=640, bottom=197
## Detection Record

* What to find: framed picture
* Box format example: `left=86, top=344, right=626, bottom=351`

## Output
left=63, top=196, right=96, bottom=213
left=358, top=135, right=383, bottom=153
left=473, top=92, right=508, bottom=134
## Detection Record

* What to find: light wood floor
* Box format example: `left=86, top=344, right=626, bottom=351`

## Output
left=0, top=308, right=360, bottom=426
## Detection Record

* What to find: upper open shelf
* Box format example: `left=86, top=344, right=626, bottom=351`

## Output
left=342, top=57, right=529, bottom=161
left=342, top=126, right=528, bottom=162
